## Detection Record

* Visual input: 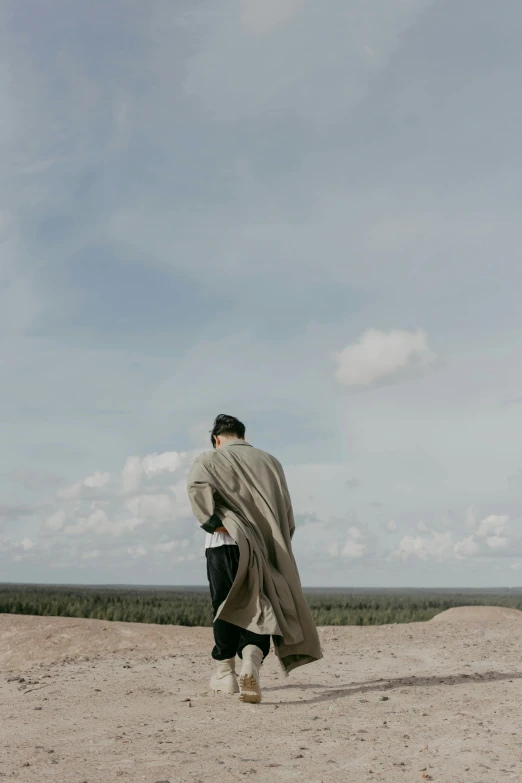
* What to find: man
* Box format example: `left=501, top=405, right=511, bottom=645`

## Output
left=187, top=414, right=322, bottom=704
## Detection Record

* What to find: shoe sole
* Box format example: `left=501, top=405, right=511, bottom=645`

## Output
left=210, top=687, right=240, bottom=695
left=210, top=679, right=239, bottom=695
left=239, top=674, right=261, bottom=704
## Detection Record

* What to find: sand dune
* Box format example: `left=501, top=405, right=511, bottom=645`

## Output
left=431, top=605, right=522, bottom=624
left=1, top=609, right=521, bottom=782
left=0, top=613, right=210, bottom=669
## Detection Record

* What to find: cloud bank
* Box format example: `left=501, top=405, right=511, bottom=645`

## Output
left=333, top=328, right=435, bottom=388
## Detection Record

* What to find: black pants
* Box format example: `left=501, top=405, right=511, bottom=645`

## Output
left=206, top=545, right=271, bottom=662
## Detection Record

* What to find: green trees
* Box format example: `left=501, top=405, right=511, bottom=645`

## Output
left=0, top=584, right=521, bottom=626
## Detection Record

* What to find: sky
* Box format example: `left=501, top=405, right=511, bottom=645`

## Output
left=2, top=0, right=522, bottom=587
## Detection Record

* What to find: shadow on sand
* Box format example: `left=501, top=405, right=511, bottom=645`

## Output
left=261, top=670, right=522, bottom=705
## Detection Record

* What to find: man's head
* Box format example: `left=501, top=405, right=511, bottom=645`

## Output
left=210, top=414, right=246, bottom=449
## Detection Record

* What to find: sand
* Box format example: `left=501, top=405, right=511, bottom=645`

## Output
left=1, top=606, right=521, bottom=782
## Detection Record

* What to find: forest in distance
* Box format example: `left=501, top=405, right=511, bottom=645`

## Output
left=1, top=583, right=522, bottom=627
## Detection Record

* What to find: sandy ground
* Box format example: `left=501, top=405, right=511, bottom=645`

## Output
left=1, top=606, right=522, bottom=783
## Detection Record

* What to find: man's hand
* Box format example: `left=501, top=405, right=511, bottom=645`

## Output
left=214, top=526, right=229, bottom=534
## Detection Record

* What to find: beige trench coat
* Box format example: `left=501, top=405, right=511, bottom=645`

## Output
left=187, top=440, right=322, bottom=674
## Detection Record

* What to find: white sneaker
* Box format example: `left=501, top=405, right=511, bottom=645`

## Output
left=209, top=658, right=239, bottom=694
left=239, top=645, right=263, bottom=704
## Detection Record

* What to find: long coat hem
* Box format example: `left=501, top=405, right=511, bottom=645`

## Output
left=187, top=440, right=323, bottom=676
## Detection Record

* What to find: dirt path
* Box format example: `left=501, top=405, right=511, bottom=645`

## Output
left=1, top=607, right=521, bottom=782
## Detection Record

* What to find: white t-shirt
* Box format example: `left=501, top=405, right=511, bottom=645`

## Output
left=205, top=529, right=237, bottom=549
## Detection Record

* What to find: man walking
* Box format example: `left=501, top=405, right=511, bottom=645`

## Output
left=187, top=414, right=322, bottom=704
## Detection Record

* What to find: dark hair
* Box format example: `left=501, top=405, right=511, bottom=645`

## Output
left=210, top=414, right=246, bottom=448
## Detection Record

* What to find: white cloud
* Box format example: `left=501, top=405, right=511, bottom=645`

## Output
left=81, top=549, right=101, bottom=560
left=342, top=539, right=366, bottom=558
left=44, top=510, right=67, bottom=532
left=333, top=328, right=435, bottom=388
left=84, top=472, right=111, bottom=489
left=454, top=536, right=480, bottom=559
left=153, top=539, right=189, bottom=554
left=393, top=530, right=454, bottom=561
left=128, top=544, right=147, bottom=559
left=121, top=452, right=191, bottom=497
left=30, top=449, right=202, bottom=574
left=486, top=536, right=508, bottom=550
left=5, top=434, right=522, bottom=581
left=394, top=513, right=519, bottom=563
left=169, top=479, right=194, bottom=518
left=56, top=452, right=193, bottom=508
left=63, top=508, right=111, bottom=537
left=3, top=0, right=522, bottom=588
left=141, top=451, right=187, bottom=477
left=339, top=525, right=368, bottom=558
left=240, top=0, right=306, bottom=33
left=56, top=484, right=82, bottom=501
left=61, top=506, right=151, bottom=538
left=0, top=536, right=36, bottom=556
left=122, top=456, right=143, bottom=496
left=292, top=515, right=374, bottom=562
left=123, top=493, right=174, bottom=522
left=476, top=514, right=509, bottom=537
left=57, top=472, right=113, bottom=500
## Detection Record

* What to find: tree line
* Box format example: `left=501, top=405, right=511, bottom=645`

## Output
left=1, top=584, right=521, bottom=626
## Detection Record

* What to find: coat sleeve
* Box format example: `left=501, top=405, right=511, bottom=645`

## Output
left=186, top=457, right=223, bottom=534
left=273, top=458, right=296, bottom=540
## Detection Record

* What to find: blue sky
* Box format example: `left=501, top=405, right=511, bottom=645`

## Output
left=2, top=0, right=522, bottom=587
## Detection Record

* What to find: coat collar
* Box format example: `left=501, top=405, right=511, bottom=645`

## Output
left=220, top=439, right=252, bottom=448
